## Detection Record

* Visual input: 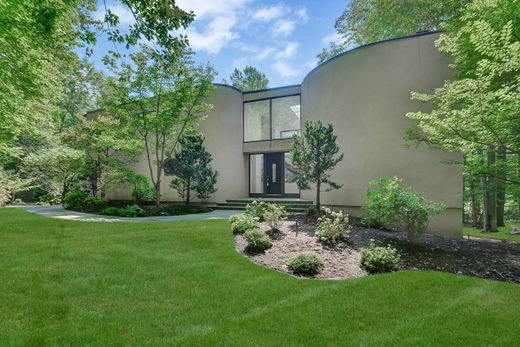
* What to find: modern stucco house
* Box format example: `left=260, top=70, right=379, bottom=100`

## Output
left=105, top=31, right=462, bottom=238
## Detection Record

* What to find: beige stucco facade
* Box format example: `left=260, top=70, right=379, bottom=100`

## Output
left=106, top=32, right=463, bottom=238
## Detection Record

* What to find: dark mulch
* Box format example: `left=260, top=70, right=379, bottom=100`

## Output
left=350, top=226, right=520, bottom=284
left=288, top=214, right=520, bottom=283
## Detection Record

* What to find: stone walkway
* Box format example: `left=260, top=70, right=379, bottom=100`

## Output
left=11, top=205, right=239, bottom=223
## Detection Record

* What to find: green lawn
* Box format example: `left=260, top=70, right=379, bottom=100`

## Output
left=464, top=223, right=520, bottom=242
left=1, top=209, right=519, bottom=346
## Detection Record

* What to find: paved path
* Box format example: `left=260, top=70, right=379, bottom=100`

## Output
left=10, top=205, right=239, bottom=223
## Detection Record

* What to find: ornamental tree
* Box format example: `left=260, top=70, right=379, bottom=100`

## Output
left=107, top=45, right=216, bottom=206
left=164, top=130, right=217, bottom=206
left=291, top=120, right=344, bottom=211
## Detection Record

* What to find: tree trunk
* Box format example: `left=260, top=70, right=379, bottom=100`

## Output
left=155, top=164, right=162, bottom=208
left=496, top=146, right=506, bottom=227
left=482, top=147, right=498, bottom=232
left=316, top=180, right=321, bottom=212
left=186, top=176, right=191, bottom=206
left=471, top=194, right=479, bottom=228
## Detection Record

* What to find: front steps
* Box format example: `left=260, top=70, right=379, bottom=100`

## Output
left=210, top=198, right=314, bottom=213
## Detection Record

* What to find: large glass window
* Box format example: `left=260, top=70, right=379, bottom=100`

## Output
left=244, top=100, right=270, bottom=142
left=284, top=153, right=299, bottom=194
left=249, top=154, right=264, bottom=194
left=243, top=95, right=300, bottom=142
left=272, top=96, right=301, bottom=139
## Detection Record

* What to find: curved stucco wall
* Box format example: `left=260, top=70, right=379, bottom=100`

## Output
left=300, top=33, right=462, bottom=238
left=106, top=85, right=247, bottom=203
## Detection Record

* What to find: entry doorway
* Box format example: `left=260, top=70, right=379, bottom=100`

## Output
left=264, top=152, right=283, bottom=194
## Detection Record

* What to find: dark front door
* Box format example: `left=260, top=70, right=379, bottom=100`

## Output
left=264, top=153, right=283, bottom=194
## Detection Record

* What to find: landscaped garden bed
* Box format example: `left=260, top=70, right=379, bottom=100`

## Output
left=234, top=213, right=520, bottom=284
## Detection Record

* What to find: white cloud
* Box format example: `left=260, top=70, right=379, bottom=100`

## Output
left=296, top=7, right=309, bottom=22
left=322, top=32, right=343, bottom=45
left=186, top=15, right=239, bottom=54
left=177, top=0, right=248, bottom=54
left=272, top=60, right=300, bottom=77
left=176, top=0, right=248, bottom=18
left=251, top=4, right=286, bottom=22
left=272, top=19, right=296, bottom=37
left=274, top=41, right=299, bottom=59
left=254, top=47, right=276, bottom=61
left=95, top=4, right=135, bottom=26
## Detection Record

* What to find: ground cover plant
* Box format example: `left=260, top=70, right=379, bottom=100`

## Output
left=1, top=208, right=520, bottom=346
left=360, top=240, right=401, bottom=274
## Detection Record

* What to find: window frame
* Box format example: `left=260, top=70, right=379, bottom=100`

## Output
left=243, top=94, right=301, bottom=143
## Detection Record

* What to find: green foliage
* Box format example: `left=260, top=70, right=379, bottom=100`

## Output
left=63, top=115, right=140, bottom=197
left=0, top=169, right=38, bottom=203
left=263, top=204, right=287, bottom=232
left=360, top=240, right=401, bottom=274
left=81, top=196, right=108, bottom=212
left=38, top=193, right=61, bottom=205
left=226, top=66, right=269, bottom=91
left=23, top=145, right=86, bottom=199
left=287, top=252, right=324, bottom=277
left=317, top=0, right=467, bottom=63
left=245, top=200, right=268, bottom=222
left=107, top=45, right=216, bottom=205
left=164, top=130, right=218, bottom=205
left=103, top=207, right=122, bottom=216
left=363, top=177, right=445, bottom=242
left=244, top=229, right=272, bottom=254
left=291, top=120, right=344, bottom=210
left=229, top=214, right=258, bottom=235
left=123, top=172, right=156, bottom=203
left=120, top=204, right=145, bottom=218
left=316, top=208, right=350, bottom=245
left=63, top=191, right=87, bottom=211
left=406, top=0, right=520, bottom=231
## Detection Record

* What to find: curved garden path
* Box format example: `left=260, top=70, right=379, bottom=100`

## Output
left=9, top=205, right=239, bottom=222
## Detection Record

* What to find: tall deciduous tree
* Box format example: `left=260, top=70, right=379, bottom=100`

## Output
left=107, top=45, right=216, bottom=206
left=406, top=0, right=520, bottom=231
left=226, top=66, right=269, bottom=91
left=317, top=0, right=467, bottom=63
left=164, top=131, right=218, bottom=205
left=63, top=115, right=140, bottom=197
left=291, top=120, right=344, bottom=211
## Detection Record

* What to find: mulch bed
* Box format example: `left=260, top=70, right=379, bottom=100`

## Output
left=235, top=216, right=520, bottom=283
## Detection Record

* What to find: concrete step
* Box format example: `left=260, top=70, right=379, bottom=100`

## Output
left=211, top=204, right=308, bottom=213
left=225, top=199, right=313, bottom=206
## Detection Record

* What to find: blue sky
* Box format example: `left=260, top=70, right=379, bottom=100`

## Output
left=87, top=0, right=347, bottom=88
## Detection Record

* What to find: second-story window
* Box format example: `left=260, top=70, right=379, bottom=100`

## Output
left=243, top=95, right=301, bottom=142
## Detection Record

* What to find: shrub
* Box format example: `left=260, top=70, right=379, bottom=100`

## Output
left=120, top=204, right=145, bottom=217
left=229, top=214, right=258, bottom=235
left=130, top=173, right=156, bottom=202
left=362, top=177, right=445, bottom=242
left=360, top=240, right=400, bottom=274
left=245, top=200, right=268, bottom=221
left=103, top=207, right=122, bottom=216
left=305, top=205, right=318, bottom=222
left=38, top=193, right=61, bottom=205
left=244, top=229, right=272, bottom=253
left=63, top=191, right=87, bottom=211
left=315, top=208, right=350, bottom=245
left=263, top=203, right=287, bottom=232
left=287, top=252, right=324, bottom=277
left=81, top=196, right=108, bottom=212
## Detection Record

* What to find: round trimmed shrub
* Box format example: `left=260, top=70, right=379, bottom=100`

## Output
left=229, top=214, right=258, bottom=235
left=244, top=228, right=272, bottom=253
left=63, top=191, right=87, bottom=211
left=120, top=204, right=145, bottom=217
left=81, top=196, right=108, bottom=212
left=287, top=252, right=324, bottom=277
left=360, top=240, right=400, bottom=274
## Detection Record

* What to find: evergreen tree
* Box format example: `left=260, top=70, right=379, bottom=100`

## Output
left=291, top=120, right=344, bottom=211
left=164, top=131, right=218, bottom=205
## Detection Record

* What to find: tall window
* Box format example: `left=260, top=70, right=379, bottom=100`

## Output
left=243, top=95, right=300, bottom=142
left=244, top=100, right=270, bottom=142
left=272, top=96, right=300, bottom=139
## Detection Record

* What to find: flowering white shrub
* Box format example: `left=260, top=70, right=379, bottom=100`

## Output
left=315, top=208, right=350, bottom=245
